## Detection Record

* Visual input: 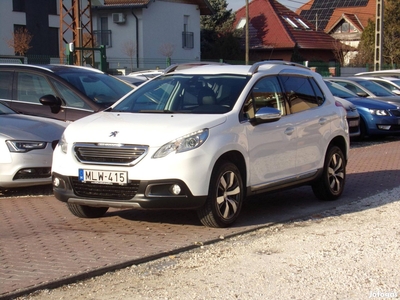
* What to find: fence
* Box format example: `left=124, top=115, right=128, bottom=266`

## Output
left=1, top=54, right=397, bottom=78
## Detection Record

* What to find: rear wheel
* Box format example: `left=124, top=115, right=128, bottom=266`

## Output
left=67, top=203, right=109, bottom=218
left=197, top=161, right=244, bottom=228
left=312, top=146, right=346, bottom=201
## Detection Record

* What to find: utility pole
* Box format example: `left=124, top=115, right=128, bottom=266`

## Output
left=59, top=0, right=94, bottom=65
left=245, top=0, right=249, bottom=65
left=374, top=0, right=384, bottom=71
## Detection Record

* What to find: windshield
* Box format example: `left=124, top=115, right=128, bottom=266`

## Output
left=112, top=74, right=249, bottom=114
left=57, top=71, right=134, bottom=107
left=353, top=79, right=395, bottom=97
left=325, top=80, right=358, bottom=98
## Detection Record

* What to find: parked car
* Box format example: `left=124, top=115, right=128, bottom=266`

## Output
left=324, top=80, right=400, bottom=138
left=333, top=96, right=360, bottom=138
left=127, top=69, right=163, bottom=79
left=0, top=64, right=134, bottom=122
left=325, top=77, right=400, bottom=104
left=0, top=103, right=67, bottom=189
left=355, top=69, right=400, bottom=78
left=52, top=61, right=349, bottom=228
left=354, top=76, right=400, bottom=96
left=114, top=75, right=147, bottom=87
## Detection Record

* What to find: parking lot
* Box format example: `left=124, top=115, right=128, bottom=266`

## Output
left=1, top=137, right=400, bottom=300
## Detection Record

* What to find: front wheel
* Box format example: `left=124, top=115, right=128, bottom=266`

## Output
left=197, top=161, right=244, bottom=228
left=67, top=203, right=109, bottom=218
left=312, top=146, right=346, bottom=201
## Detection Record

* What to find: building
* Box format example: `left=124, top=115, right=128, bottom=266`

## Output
left=233, top=0, right=340, bottom=64
left=297, top=0, right=376, bottom=65
left=0, top=0, right=213, bottom=71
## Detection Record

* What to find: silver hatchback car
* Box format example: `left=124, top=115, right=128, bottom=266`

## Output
left=0, top=103, right=67, bottom=189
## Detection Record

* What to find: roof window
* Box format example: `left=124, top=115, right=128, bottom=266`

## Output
left=283, top=16, right=298, bottom=28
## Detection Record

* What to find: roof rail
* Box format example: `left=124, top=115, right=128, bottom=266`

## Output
left=164, top=61, right=228, bottom=74
left=248, top=60, right=309, bottom=75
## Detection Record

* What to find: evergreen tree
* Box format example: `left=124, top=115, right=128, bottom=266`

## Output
left=353, top=0, right=400, bottom=67
left=200, top=0, right=243, bottom=60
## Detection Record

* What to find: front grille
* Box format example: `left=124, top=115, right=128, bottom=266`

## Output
left=13, top=168, right=51, bottom=180
left=74, top=143, right=148, bottom=166
left=71, top=177, right=140, bottom=200
left=389, top=109, right=400, bottom=117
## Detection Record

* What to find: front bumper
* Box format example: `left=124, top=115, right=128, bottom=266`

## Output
left=52, top=172, right=207, bottom=209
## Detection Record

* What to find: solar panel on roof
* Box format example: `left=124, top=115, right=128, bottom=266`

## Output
left=299, top=0, right=369, bottom=31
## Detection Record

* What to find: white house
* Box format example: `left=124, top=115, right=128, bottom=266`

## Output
left=0, top=0, right=213, bottom=71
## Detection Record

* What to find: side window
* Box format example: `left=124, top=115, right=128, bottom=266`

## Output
left=50, top=79, right=92, bottom=110
left=242, top=76, right=285, bottom=120
left=17, top=72, right=54, bottom=104
left=279, top=75, right=319, bottom=114
left=309, top=78, right=325, bottom=105
left=0, top=71, right=13, bottom=99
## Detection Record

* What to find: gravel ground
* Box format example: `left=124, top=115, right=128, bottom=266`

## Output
left=16, top=185, right=400, bottom=300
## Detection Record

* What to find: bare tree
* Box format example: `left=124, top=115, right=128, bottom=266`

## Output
left=122, top=40, right=136, bottom=72
left=6, top=27, right=32, bottom=56
left=159, top=43, right=175, bottom=66
left=332, top=40, right=355, bottom=66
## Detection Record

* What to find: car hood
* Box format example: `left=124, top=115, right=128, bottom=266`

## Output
left=66, top=112, right=228, bottom=146
left=0, top=114, right=67, bottom=141
left=343, top=97, right=400, bottom=109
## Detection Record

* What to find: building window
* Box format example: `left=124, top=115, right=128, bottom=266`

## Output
left=283, top=16, right=298, bottom=28
left=95, top=16, right=111, bottom=47
left=236, top=18, right=246, bottom=29
left=13, top=0, right=25, bottom=12
left=334, top=21, right=358, bottom=33
left=182, top=15, right=193, bottom=49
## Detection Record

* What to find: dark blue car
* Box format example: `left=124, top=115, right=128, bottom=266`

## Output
left=325, top=80, right=400, bottom=139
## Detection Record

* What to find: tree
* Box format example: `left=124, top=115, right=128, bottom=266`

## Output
left=352, top=0, right=400, bottom=67
left=200, top=0, right=242, bottom=60
left=6, top=27, right=32, bottom=56
left=159, top=43, right=175, bottom=66
left=122, top=40, right=137, bottom=72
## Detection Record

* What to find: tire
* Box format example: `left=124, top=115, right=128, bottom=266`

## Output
left=312, top=146, right=346, bottom=201
left=67, top=203, right=109, bottom=218
left=197, top=161, right=244, bottom=228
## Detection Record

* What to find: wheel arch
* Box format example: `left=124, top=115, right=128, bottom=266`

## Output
left=328, top=136, right=348, bottom=162
left=214, top=150, right=247, bottom=191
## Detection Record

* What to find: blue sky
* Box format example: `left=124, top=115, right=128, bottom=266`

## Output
left=227, top=0, right=310, bottom=12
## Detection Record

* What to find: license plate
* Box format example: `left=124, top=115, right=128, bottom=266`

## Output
left=79, top=169, right=128, bottom=185
left=349, top=120, right=359, bottom=127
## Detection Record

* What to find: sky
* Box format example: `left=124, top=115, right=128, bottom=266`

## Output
left=227, top=0, right=310, bottom=12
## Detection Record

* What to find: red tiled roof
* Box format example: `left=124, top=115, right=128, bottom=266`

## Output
left=296, top=0, right=375, bottom=33
left=233, top=0, right=338, bottom=50
left=325, top=1, right=375, bottom=33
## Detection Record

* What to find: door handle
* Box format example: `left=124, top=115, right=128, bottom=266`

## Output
left=284, top=127, right=295, bottom=135
left=319, top=118, right=328, bottom=125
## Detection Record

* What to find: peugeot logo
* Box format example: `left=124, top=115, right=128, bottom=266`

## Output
left=109, top=131, right=119, bottom=137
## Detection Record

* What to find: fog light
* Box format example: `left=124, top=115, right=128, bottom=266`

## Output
left=170, top=184, right=181, bottom=195
left=53, top=177, right=60, bottom=187
left=378, top=125, right=391, bottom=130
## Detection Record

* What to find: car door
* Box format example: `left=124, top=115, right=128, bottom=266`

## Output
left=12, top=71, right=67, bottom=120
left=243, top=76, right=297, bottom=185
left=279, top=75, right=328, bottom=174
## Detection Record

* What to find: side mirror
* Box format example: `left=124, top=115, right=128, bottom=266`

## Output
left=250, top=107, right=281, bottom=126
left=356, top=92, right=369, bottom=98
left=39, top=94, right=62, bottom=114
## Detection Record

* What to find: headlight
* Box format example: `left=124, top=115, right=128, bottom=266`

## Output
left=369, top=109, right=389, bottom=116
left=153, top=129, right=209, bottom=158
left=58, top=133, right=68, bottom=153
left=6, top=140, right=46, bottom=152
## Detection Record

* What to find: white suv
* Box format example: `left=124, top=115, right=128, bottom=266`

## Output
left=52, top=61, right=349, bottom=227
